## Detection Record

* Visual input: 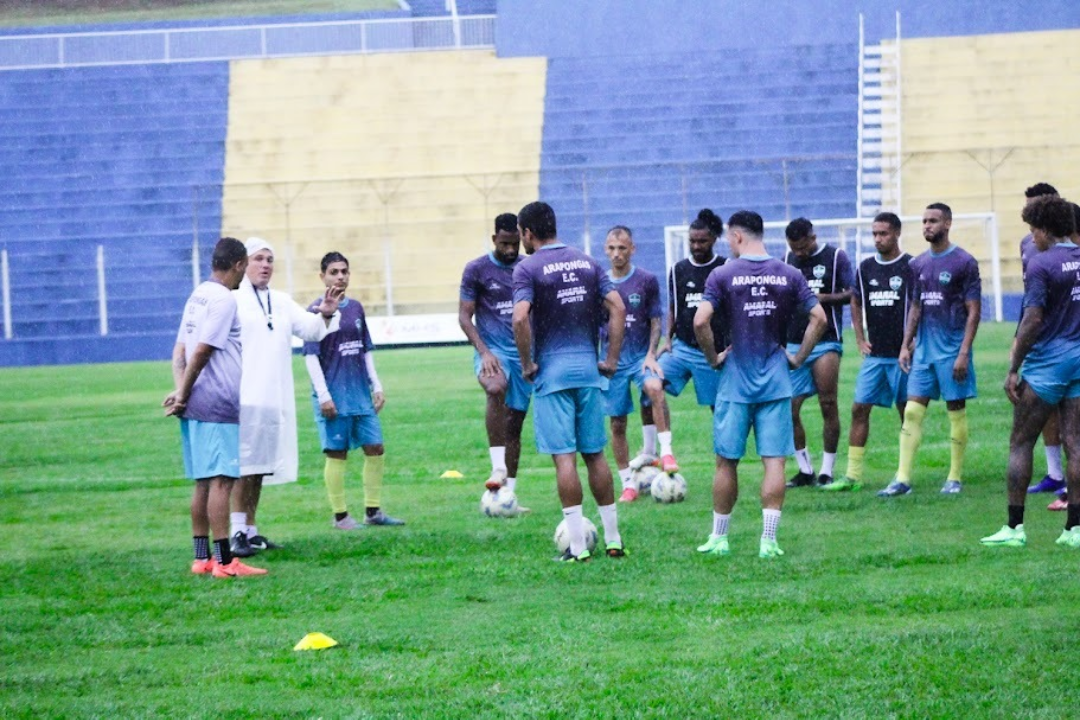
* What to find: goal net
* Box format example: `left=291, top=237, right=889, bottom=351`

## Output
left=663, top=213, right=1004, bottom=321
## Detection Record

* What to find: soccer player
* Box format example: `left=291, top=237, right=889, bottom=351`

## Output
left=598, top=225, right=666, bottom=502
left=163, top=237, right=266, bottom=578
left=1018, top=183, right=1068, bottom=503
left=641, top=208, right=727, bottom=472
left=782, top=218, right=854, bottom=487
left=693, top=210, right=825, bottom=558
left=230, top=237, right=342, bottom=558
left=981, top=196, right=1080, bottom=547
left=304, top=252, right=405, bottom=529
left=878, top=203, right=981, bottom=496
left=512, top=201, right=627, bottom=562
left=458, top=213, right=531, bottom=502
left=822, top=212, right=913, bottom=492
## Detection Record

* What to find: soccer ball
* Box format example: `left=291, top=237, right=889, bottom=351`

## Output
left=651, top=472, right=687, bottom=503
left=480, top=487, right=519, bottom=517
left=631, top=465, right=660, bottom=495
left=553, top=517, right=599, bottom=553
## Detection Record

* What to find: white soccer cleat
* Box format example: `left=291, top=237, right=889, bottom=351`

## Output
left=628, top=452, right=659, bottom=471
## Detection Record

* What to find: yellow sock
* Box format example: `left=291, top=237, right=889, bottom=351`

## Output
left=897, top=402, right=927, bottom=484
left=324, top=457, right=347, bottom=514
left=363, top=454, right=385, bottom=509
left=845, top=446, right=865, bottom=482
left=947, top=408, right=968, bottom=482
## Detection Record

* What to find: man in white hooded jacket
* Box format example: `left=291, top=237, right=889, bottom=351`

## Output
left=231, top=237, right=343, bottom=556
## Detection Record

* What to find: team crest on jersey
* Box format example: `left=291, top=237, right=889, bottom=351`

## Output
left=628, top=293, right=642, bottom=308
left=889, top=276, right=903, bottom=291
left=813, top=265, right=826, bottom=279
left=355, top=318, right=364, bottom=333
left=938, top=271, right=952, bottom=285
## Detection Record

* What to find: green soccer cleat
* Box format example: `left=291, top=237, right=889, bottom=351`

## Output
left=1055, top=528, right=1080, bottom=549
left=759, top=538, right=785, bottom=559
left=555, top=548, right=592, bottom=563
left=696, top=534, right=729, bottom=556
left=605, top=542, right=628, bottom=558
left=820, top=476, right=862, bottom=492
left=980, top=525, right=1026, bottom=547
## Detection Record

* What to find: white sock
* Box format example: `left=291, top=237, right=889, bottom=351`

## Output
left=658, top=431, right=673, bottom=457
left=618, top=467, right=634, bottom=490
left=762, top=508, right=781, bottom=541
left=642, top=424, right=658, bottom=456
left=712, top=512, right=730, bottom=537
left=598, top=503, right=621, bottom=546
left=795, top=448, right=813, bottom=474
left=821, top=452, right=836, bottom=477
left=246, top=525, right=258, bottom=539
left=230, top=512, right=247, bottom=536
left=505, top=476, right=517, bottom=492
left=489, top=446, right=506, bottom=472
left=1047, top=445, right=1064, bottom=481
left=563, top=505, right=585, bottom=556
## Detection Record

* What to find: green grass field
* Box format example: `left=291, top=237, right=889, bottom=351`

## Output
left=1, top=321, right=1073, bottom=718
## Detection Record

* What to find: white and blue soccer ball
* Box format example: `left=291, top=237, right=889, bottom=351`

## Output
left=632, top=465, right=660, bottom=495
left=553, top=517, right=599, bottom=553
left=651, top=472, right=687, bottom=503
left=480, top=487, right=519, bottom=517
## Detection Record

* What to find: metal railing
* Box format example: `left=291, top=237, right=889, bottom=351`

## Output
left=0, top=14, right=495, bottom=70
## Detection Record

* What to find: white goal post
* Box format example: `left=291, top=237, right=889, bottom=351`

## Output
left=663, top=213, right=1003, bottom=321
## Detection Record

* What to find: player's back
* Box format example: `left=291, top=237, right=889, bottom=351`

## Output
left=1026, top=241, right=1080, bottom=353
left=179, top=280, right=242, bottom=423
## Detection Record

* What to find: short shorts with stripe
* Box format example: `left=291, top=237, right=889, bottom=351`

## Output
left=533, top=386, right=607, bottom=455
left=787, top=341, right=843, bottom=398
left=180, top=418, right=240, bottom=480
left=907, top=356, right=977, bottom=402
left=646, top=339, right=719, bottom=406
left=603, top=362, right=651, bottom=417
left=853, top=356, right=908, bottom=408
left=474, top=350, right=532, bottom=413
left=713, top=398, right=794, bottom=460
left=1022, top=351, right=1080, bottom=406
left=317, top=413, right=384, bottom=452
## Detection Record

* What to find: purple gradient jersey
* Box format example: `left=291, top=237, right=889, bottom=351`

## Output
left=704, top=256, right=819, bottom=403
left=512, top=243, right=613, bottom=396
left=1023, top=241, right=1080, bottom=358
left=176, top=280, right=242, bottom=424
left=1020, top=234, right=1037, bottom=278
left=459, top=252, right=520, bottom=357
left=302, top=297, right=375, bottom=417
left=910, top=244, right=982, bottom=362
left=600, top=266, right=662, bottom=370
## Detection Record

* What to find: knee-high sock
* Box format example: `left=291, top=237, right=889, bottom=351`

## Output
left=897, top=402, right=927, bottom=484
left=845, top=446, right=865, bottom=482
left=324, top=457, right=347, bottom=514
left=947, top=408, right=968, bottom=482
left=363, top=454, right=385, bottom=508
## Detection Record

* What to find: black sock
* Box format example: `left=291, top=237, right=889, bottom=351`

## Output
left=193, top=536, right=210, bottom=560
left=366, top=507, right=379, bottom=518
left=213, top=538, right=233, bottom=566
left=1067, top=504, right=1080, bottom=531
left=335, top=512, right=348, bottom=521
left=1007, top=505, right=1025, bottom=529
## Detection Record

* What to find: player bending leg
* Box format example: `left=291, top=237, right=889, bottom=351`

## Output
left=823, top=213, right=912, bottom=491
left=512, top=201, right=627, bottom=562
left=693, top=211, right=825, bottom=559
left=599, top=226, right=665, bottom=502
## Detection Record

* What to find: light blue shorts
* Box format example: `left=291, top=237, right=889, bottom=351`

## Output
left=854, top=356, right=909, bottom=408
left=1022, top=351, right=1080, bottom=406
left=534, top=387, right=607, bottom=455
left=788, top=341, right=843, bottom=398
left=317, top=413, right=384, bottom=452
left=713, top=398, right=794, bottom=460
left=180, top=418, right=240, bottom=480
left=647, top=339, right=719, bottom=407
left=907, top=357, right=977, bottom=402
left=603, top=363, right=650, bottom=417
left=474, top=350, right=532, bottom=413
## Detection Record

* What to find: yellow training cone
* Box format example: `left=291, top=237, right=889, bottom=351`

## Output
left=294, top=632, right=339, bottom=651
left=440, top=470, right=464, bottom=479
